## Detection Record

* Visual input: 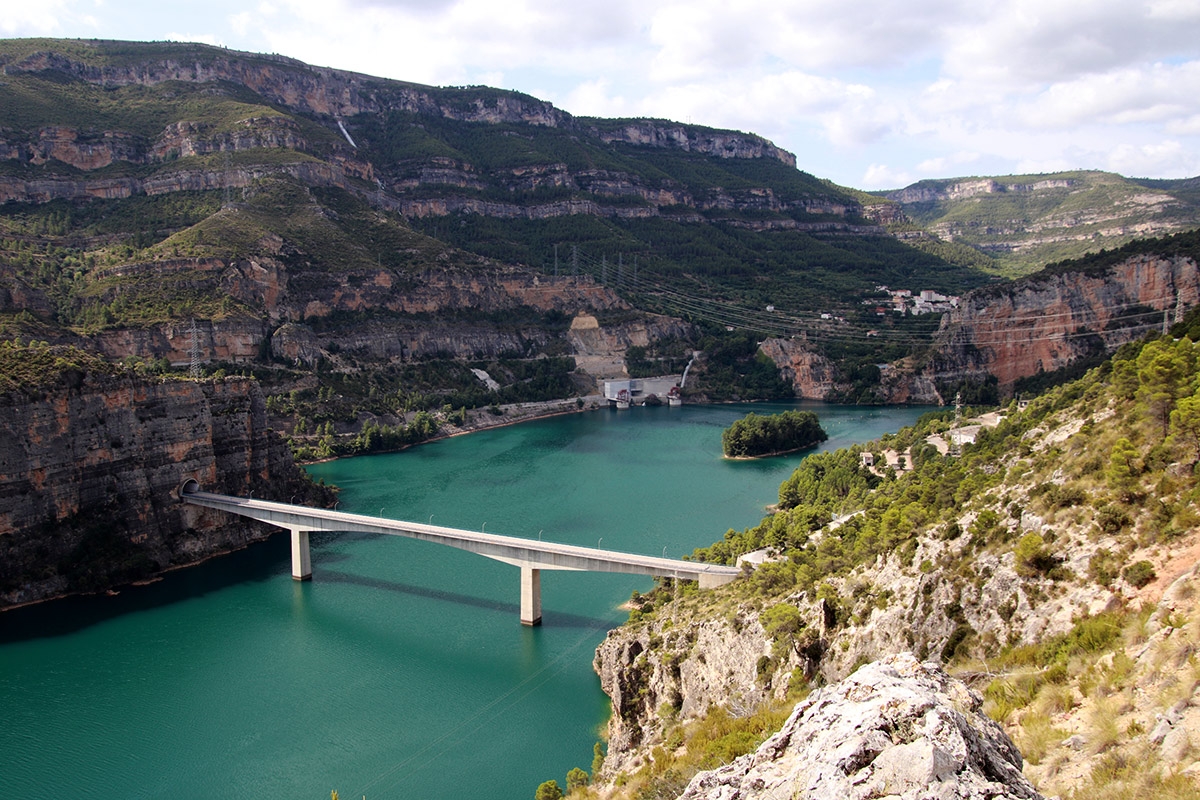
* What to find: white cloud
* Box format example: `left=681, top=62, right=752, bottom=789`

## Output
left=229, top=12, right=251, bottom=36
left=1017, top=61, right=1200, bottom=129
left=1105, top=140, right=1200, bottom=177
left=0, top=0, right=72, bottom=35
left=862, top=163, right=914, bottom=190
left=1148, top=0, right=1200, bottom=22
left=942, top=0, right=1200, bottom=88
left=1167, top=115, right=1200, bottom=136
left=1013, top=155, right=1079, bottom=175
left=917, top=152, right=981, bottom=174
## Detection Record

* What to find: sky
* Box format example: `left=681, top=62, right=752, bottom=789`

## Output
left=4, top=0, right=1200, bottom=190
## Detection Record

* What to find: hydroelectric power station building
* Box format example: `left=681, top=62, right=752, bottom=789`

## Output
left=603, top=377, right=682, bottom=408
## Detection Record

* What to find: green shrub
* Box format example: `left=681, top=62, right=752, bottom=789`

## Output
left=1014, top=532, right=1061, bottom=576
left=1123, top=560, right=1157, bottom=589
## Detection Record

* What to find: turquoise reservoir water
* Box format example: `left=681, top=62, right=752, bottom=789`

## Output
left=1, top=402, right=927, bottom=800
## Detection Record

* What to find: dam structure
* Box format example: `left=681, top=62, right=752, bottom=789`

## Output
left=179, top=481, right=740, bottom=625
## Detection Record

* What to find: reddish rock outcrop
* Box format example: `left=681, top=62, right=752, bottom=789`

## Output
left=759, top=338, right=841, bottom=400
left=928, top=254, right=1200, bottom=389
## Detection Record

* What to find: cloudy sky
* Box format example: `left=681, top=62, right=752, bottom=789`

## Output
left=5, top=0, right=1200, bottom=189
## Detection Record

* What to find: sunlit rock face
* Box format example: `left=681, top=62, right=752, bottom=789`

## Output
left=680, top=653, right=1043, bottom=800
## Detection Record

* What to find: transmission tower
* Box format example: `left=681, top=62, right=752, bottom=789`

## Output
left=553, top=243, right=559, bottom=278
left=571, top=246, right=579, bottom=283
left=950, top=391, right=962, bottom=458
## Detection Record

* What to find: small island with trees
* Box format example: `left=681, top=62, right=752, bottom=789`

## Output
left=721, top=410, right=828, bottom=459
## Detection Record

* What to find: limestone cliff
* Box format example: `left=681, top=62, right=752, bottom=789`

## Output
left=886, top=171, right=1200, bottom=273
left=0, top=361, right=326, bottom=608
left=927, top=253, right=1200, bottom=389
left=758, top=338, right=942, bottom=404
left=0, top=40, right=873, bottom=230
left=59, top=252, right=659, bottom=376
left=758, top=339, right=841, bottom=400
left=679, top=653, right=1042, bottom=800
left=763, top=252, right=1200, bottom=402
left=568, top=312, right=693, bottom=379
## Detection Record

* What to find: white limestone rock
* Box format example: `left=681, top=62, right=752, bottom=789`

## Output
left=678, top=653, right=1044, bottom=800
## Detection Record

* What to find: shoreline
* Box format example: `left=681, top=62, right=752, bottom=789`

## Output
left=0, top=533, right=275, bottom=614
left=299, top=394, right=610, bottom=465
left=2, top=396, right=612, bottom=613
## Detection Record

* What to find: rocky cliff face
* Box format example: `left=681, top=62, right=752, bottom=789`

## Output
left=1, top=47, right=569, bottom=126
left=758, top=338, right=943, bottom=404
left=591, top=365, right=1200, bottom=796
left=588, top=121, right=796, bottom=166
left=885, top=172, right=1200, bottom=271
left=63, top=251, right=651, bottom=373
left=0, top=369, right=326, bottom=608
left=678, top=653, right=1043, bottom=800
left=568, top=312, right=693, bottom=379
left=3, top=47, right=793, bottom=168
left=889, top=178, right=1079, bottom=205
left=0, top=154, right=369, bottom=204
left=0, top=42, right=873, bottom=230
left=758, top=338, right=841, bottom=400
left=927, top=254, right=1200, bottom=388
left=593, top=500, right=1132, bottom=779
left=595, top=609, right=794, bottom=776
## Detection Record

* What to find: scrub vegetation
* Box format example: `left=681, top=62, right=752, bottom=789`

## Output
left=564, top=309, right=1200, bottom=800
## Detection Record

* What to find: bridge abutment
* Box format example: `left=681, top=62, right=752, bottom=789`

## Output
left=520, top=567, right=542, bottom=626
left=291, top=529, right=312, bottom=581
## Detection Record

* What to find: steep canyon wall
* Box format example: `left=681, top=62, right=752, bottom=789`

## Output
left=0, top=372, right=325, bottom=608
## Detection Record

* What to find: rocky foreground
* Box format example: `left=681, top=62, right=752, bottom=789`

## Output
left=680, top=653, right=1042, bottom=800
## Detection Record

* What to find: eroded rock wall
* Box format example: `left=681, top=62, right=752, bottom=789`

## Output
left=0, top=373, right=325, bottom=608
left=928, top=254, right=1200, bottom=389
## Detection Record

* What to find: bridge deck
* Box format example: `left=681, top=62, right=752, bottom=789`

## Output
left=180, top=486, right=739, bottom=625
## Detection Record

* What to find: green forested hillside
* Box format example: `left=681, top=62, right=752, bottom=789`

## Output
left=694, top=324, right=1200, bottom=591
left=594, top=318, right=1200, bottom=800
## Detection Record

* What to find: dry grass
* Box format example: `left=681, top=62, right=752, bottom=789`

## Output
left=1088, top=696, right=1123, bottom=754
left=1070, top=747, right=1200, bottom=800
left=1035, top=682, right=1077, bottom=715
left=1016, top=710, right=1069, bottom=765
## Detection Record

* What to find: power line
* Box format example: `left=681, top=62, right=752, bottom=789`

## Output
left=558, top=244, right=1188, bottom=350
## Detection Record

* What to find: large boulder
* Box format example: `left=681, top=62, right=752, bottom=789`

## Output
left=680, top=652, right=1043, bottom=800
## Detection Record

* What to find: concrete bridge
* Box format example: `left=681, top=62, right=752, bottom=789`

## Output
left=179, top=481, right=740, bottom=625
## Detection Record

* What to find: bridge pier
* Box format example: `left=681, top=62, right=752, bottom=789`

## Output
left=291, top=529, right=312, bottom=581
left=520, top=567, right=542, bottom=626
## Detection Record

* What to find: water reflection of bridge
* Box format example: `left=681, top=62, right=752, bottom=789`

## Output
left=179, top=481, right=739, bottom=625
